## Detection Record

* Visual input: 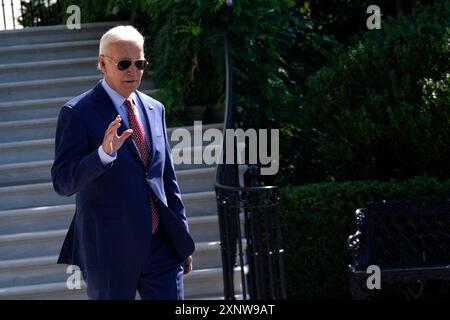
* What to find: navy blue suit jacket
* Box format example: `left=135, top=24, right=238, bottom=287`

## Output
left=51, top=81, right=195, bottom=271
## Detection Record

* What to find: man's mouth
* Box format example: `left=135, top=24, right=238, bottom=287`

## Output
left=124, top=80, right=137, bottom=84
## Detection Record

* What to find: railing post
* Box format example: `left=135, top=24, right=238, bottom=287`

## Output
left=216, top=188, right=237, bottom=299
left=243, top=165, right=260, bottom=299
left=10, top=0, right=15, bottom=29
left=216, top=28, right=241, bottom=300
left=213, top=2, right=286, bottom=301
left=1, top=0, right=6, bottom=30
left=216, top=181, right=287, bottom=300
left=30, top=0, right=35, bottom=27
left=46, top=0, right=51, bottom=24
left=56, top=0, right=61, bottom=24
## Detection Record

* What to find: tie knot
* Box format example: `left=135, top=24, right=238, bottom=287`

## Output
left=124, top=98, right=134, bottom=109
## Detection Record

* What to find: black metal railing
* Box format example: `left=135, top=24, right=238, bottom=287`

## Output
left=215, top=30, right=286, bottom=300
left=1, top=0, right=62, bottom=30
left=216, top=176, right=287, bottom=300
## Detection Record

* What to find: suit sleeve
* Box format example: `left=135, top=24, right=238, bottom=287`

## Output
left=161, top=105, right=189, bottom=232
left=51, top=105, right=113, bottom=196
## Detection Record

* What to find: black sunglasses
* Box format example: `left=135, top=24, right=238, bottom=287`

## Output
left=104, top=56, right=148, bottom=71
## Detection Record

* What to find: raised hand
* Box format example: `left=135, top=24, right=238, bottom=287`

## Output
left=101, top=115, right=133, bottom=155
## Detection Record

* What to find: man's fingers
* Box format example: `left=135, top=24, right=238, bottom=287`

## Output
left=106, top=115, right=121, bottom=131
left=105, top=116, right=122, bottom=137
left=184, top=256, right=193, bottom=275
left=118, top=129, right=133, bottom=143
left=102, top=116, right=123, bottom=154
left=106, top=123, right=120, bottom=137
left=108, top=115, right=121, bottom=128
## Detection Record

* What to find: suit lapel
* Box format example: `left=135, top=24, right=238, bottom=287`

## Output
left=90, top=82, right=143, bottom=165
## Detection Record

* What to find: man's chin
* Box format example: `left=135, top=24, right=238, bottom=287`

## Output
left=123, top=80, right=139, bottom=86
left=121, top=82, right=140, bottom=93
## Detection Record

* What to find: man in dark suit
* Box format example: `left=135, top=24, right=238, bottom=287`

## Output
left=51, top=25, right=194, bottom=300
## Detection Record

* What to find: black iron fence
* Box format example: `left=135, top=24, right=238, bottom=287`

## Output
left=1, top=0, right=62, bottom=30
left=215, top=30, right=286, bottom=300
left=216, top=178, right=287, bottom=300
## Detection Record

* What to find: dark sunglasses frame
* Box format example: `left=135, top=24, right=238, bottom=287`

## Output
left=103, top=55, right=148, bottom=71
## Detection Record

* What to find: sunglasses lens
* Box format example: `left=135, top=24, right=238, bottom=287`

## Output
left=135, top=60, right=147, bottom=70
left=117, top=60, right=132, bottom=70
left=114, top=59, right=147, bottom=71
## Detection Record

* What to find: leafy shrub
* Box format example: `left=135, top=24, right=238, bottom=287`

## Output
left=280, top=175, right=450, bottom=299
left=130, top=0, right=228, bottom=122
left=299, top=0, right=450, bottom=182
left=53, top=1, right=344, bottom=140
left=18, top=0, right=63, bottom=27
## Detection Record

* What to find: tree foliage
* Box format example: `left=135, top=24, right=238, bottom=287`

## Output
left=299, top=0, right=450, bottom=182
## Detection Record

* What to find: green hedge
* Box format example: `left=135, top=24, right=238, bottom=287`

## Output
left=299, top=0, right=450, bottom=183
left=280, top=176, right=450, bottom=299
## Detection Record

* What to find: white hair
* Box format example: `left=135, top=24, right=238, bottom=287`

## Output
left=99, top=25, right=144, bottom=55
left=98, top=25, right=145, bottom=71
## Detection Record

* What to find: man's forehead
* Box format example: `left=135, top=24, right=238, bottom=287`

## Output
left=110, top=39, right=143, bottom=47
left=108, top=41, right=144, bottom=58
left=109, top=41, right=143, bottom=51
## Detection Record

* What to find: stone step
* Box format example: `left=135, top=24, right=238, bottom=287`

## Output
left=180, top=190, right=219, bottom=217
left=0, top=115, right=222, bottom=146
left=0, top=39, right=99, bottom=64
left=0, top=75, right=155, bottom=102
left=0, top=267, right=242, bottom=300
left=0, top=96, right=71, bottom=122
left=0, top=138, right=221, bottom=171
left=0, top=21, right=126, bottom=47
left=0, top=160, right=52, bottom=186
left=0, top=228, right=222, bottom=266
left=0, top=159, right=216, bottom=191
left=0, top=242, right=225, bottom=288
left=0, top=179, right=217, bottom=212
left=0, top=89, right=158, bottom=122
left=0, top=204, right=220, bottom=241
left=0, top=118, right=57, bottom=144
left=0, top=230, right=67, bottom=260
left=0, top=57, right=101, bottom=83
left=0, top=139, right=55, bottom=165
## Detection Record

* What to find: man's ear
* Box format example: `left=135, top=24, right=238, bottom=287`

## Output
left=98, top=57, right=106, bottom=73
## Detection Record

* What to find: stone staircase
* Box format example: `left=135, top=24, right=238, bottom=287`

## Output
left=0, top=22, right=239, bottom=299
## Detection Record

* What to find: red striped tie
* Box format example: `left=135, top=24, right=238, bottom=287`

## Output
left=125, top=98, right=159, bottom=234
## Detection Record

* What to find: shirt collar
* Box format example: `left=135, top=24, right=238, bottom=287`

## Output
left=101, top=79, right=138, bottom=111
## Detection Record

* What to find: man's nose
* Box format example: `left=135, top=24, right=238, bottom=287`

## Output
left=127, top=63, right=139, bottom=74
